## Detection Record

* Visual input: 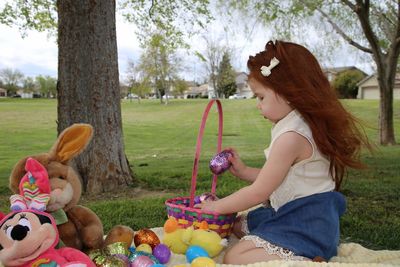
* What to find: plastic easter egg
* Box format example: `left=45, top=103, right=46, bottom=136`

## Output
left=134, top=229, right=160, bottom=249
left=199, top=192, right=218, bottom=203
left=136, top=243, right=153, bottom=254
left=150, top=264, right=166, bottom=267
left=194, top=195, right=201, bottom=204
left=185, top=245, right=209, bottom=263
left=113, top=254, right=130, bottom=265
left=152, top=243, right=171, bottom=264
left=130, top=255, right=155, bottom=267
left=209, top=150, right=233, bottom=175
left=191, top=257, right=216, bottom=267
left=129, top=251, right=160, bottom=265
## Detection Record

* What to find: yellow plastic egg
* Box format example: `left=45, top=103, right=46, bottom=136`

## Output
left=191, top=257, right=216, bottom=267
left=136, top=243, right=153, bottom=254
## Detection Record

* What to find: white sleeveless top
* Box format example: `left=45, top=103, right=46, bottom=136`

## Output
left=265, top=110, right=335, bottom=211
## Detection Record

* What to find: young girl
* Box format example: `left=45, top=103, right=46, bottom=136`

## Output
left=198, top=40, right=370, bottom=264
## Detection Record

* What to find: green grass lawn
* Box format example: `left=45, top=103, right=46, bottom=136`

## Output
left=0, top=98, right=399, bottom=250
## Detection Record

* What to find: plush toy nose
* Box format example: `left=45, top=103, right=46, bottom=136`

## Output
left=11, top=224, right=30, bottom=241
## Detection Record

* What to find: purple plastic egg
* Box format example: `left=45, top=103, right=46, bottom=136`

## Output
left=194, top=195, right=202, bottom=204
left=209, top=150, right=233, bottom=175
left=152, top=244, right=171, bottom=264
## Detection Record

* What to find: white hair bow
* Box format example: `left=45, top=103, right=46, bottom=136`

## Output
left=260, top=57, right=280, bottom=77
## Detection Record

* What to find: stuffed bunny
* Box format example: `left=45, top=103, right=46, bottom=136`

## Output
left=0, top=209, right=95, bottom=267
left=8, top=124, right=134, bottom=252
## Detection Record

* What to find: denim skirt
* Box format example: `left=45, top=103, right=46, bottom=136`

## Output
left=246, top=191, right=346, bottom=260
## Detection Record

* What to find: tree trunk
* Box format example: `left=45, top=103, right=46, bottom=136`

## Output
left=377, top=68, right=396, bottom=145
left=57, top=0, right=134, bottom=194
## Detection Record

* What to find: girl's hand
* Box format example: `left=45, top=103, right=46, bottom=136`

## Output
left=195, top=200, right=218, bottom=213
left=225, top=147, right=247, bottom=178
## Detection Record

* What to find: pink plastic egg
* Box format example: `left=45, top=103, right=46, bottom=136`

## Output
left=130, top=255, right=154, bottom=267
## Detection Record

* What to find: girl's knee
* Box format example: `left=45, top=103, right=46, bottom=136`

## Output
left=223, top=248, right=237, bottom=264
left=223, top=240, right=255, bottom=264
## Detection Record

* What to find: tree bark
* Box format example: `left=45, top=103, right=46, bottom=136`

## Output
left=377, top=67, right=396, bottom=145
left=57, top=0, right=134, bottom=194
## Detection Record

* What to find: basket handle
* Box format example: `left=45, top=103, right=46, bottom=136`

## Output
left=189, top=99, right=223, bottom=208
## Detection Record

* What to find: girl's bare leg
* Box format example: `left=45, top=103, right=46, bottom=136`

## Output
left=223, top=240, right=281, bottom=265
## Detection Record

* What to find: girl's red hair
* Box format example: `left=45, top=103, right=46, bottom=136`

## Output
left=248, top=41, right=371, bottom=190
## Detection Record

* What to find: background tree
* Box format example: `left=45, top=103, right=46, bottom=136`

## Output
left=195, top=35, right=225, bottom=98
left=136, top=33, right=182, bottom=104
left=124, top=60, right=149, bottom=103
left=23, top=77, right=36, bottom=93
left=217, top=52, right=237, bottom=98
left=173, top=79, right=189, bottom=97
left=35, top=75, right=57, bottom=98
left=131, top=77, right=152, bottom=101
left=224, top=0, right=399, bottom=145
left=0, top=68, right=24, bottom=95
left=0, top=0, right=212, bottom=193
left=333, top=69, right=366, bottom=99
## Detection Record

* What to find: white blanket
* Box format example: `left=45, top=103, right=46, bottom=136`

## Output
left=150, top=227, right=400, bottom=267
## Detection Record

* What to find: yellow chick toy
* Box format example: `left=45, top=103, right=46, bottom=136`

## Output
left=182, top=222, right=227, bottom=257
left=162, top=218, right=227, bottom=257
left=163, top=217, right=189, bottom=254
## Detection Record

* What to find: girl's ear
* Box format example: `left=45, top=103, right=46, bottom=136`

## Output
left=49, top=124, right=94, bottom=164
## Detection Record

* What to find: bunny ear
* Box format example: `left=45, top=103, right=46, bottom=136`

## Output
left=50, top=124, right=93, bottom=163
left=25, top=157, right=48, bottom=180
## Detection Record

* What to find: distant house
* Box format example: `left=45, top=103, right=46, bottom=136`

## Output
left=234, top=72, right=253, bottom=99
left=0, top=88, right=7, bottom=97
left=357, top=73, right=400, bottom=100
left=184, top=84, right=209, bottom=99
left=183, top=71, right=253, bottom=99
left=16, top=90, right=33, bottom=99
left=323, top=66, right=367, bottom=83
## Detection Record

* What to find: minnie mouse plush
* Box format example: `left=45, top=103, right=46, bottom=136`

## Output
left=0, top=209, right=95, bottom=267
left=0, top=157, right=95, bottom=267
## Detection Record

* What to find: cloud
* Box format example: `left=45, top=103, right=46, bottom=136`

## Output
left=0, top=24, right=57, bottom=77
left=0, top=14, right=143, bottom=80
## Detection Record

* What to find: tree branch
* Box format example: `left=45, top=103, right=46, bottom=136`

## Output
left=341, top=0, right=357, bottom=11
left=342, top=0, right=383, bottom=60
left=148, top=0, right=156, bottom=19
left=314, top=5, right=373, bottom=53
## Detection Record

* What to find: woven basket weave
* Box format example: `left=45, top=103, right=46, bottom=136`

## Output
left=165, top=100, right=236, bottom=238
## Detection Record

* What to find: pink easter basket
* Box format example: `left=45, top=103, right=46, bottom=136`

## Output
left=165, top=99, right=237, bottom=238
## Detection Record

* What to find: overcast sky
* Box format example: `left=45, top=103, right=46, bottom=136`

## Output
left=0, top=10, right=375, bottom=85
